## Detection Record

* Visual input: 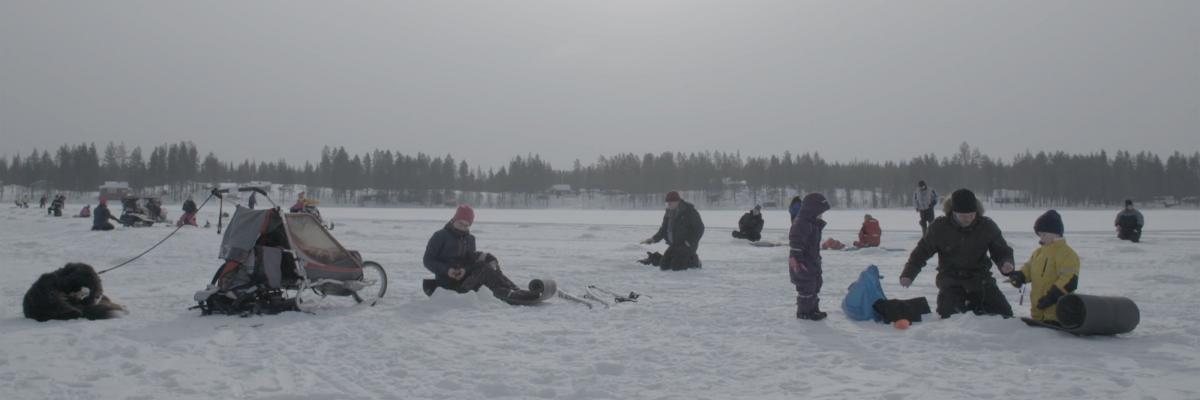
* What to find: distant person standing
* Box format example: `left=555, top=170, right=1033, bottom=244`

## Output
left=913, top=181, right=939, bottom=236
left=1115, top=199, right=1144, bottom=243
left=248, top=192, right=258, bottom=210
left=640, top=191, right=705, bottom=270
left=39, top=195, right=47, bottom=209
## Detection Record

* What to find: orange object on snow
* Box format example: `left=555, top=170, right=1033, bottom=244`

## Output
left=821, top=238, right=846, bottom=250
left=894, top=319, right=911, bottom=330
left=854, top=215, right=882, bottom=248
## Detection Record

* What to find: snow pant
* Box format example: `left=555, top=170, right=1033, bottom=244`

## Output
left=731, top=230, right=761, bottom=242
left=918, top=209, right=935, bottom=236
left=934, top=270, right=1012, bottom=318
left=660, top=243, right=701, bottom=271
left=1118, top=226, right=1141, bottom=243
left=790, top=254, right=823, bottom=314
left=92, top=221, right=114, bottom=231
left=447, top=260, right=520, bottom=298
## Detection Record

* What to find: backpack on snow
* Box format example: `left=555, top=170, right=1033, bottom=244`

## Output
left=842, top=265, right=886, bottom=321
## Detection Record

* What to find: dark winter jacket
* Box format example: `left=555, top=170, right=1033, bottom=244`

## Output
left=92, top=203, right=116, bottom=228
left=902, top=200, right=1014, bottom=280
left=651, top=201, right=705, bottom=247
left=1115, top=209, right=1144, bottom=228
left=789, top=193, right=831, bottom=267
left=738, top=211, right=764, bottom=236
left=183, top=199, right=198, bottom=214
left=423, top=223, right=478, bottom=288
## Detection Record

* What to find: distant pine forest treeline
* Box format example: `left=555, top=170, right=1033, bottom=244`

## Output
left=2, top=141, right=1199, bottom=208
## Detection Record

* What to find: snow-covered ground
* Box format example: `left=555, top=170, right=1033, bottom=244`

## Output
left=2, top=205, right=1199, bottom=399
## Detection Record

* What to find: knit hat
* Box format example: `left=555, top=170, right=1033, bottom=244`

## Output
left=452, top=205, right=475, bottom=225
left=665, top=191, right=682, bottom=202
left=950, top=189, right=978, bottom=213
left=753, top=204, right=762, bottom=211
left=1034, top=209, right=1064, bottom=236
left=918, top=180, right=927, bottom=188
left=1125, top=199, right=1133, bottom=207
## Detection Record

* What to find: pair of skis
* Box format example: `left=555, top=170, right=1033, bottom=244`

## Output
left=556, top=285, right=649, bottom=309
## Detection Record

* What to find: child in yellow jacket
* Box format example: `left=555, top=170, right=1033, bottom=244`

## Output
left=1008, top=210, right=1080, bottom=323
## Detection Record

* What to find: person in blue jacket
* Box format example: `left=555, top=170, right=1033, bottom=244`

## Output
left=423, top=205, right=538, bottom=304
left=92, top=198, right=118, bottom=231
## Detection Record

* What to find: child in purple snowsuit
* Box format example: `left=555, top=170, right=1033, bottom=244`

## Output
left=789, top=193, right=831, bottom=320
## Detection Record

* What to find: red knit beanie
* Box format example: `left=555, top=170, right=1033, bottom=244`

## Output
left=665, top=191, right=682, bottom=202
left=453, top=205, right=475, bottom=224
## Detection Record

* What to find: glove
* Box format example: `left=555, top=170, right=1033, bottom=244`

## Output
left=899, top=277, right=913, bottom=288
left=1008, top=271, right=1026, bottom=288
left=1036, top=286, right=1065, bottom=309
left=640, top=238, right=655, bottom=245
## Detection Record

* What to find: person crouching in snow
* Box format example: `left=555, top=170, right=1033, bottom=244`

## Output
left=732, top=205, right=764, bottom=242
left=901, top=189, right=1016, bottom=319
left=92, top=198, right=118, bottom=231
left=422, top=205, right=539, bottom=304
left=1008, top=210, right=1079, bottom=324
left=854, top=214, right=881, bottom=248
left=790, top=193, right=831, bottom=320
left=640, top=191, right=705, bottom=270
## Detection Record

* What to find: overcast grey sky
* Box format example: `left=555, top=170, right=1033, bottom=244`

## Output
left=2, top=1, right=1197, bottom=169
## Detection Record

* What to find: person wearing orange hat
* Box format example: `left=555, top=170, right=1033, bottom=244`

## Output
left=422, top=205, right=540, bottom=304
left=640, top=191, right=705, bottom=270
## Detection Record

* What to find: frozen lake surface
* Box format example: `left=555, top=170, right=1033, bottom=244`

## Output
left=2, top=205, right=1198, bottom=399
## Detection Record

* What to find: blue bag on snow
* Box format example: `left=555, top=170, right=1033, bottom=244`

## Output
left=842, top=265, right=886, bottom=321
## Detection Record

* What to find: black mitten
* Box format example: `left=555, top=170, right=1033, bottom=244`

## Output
left=1008, top=271, right=1026, bottom=288
left=1036, top=286, right=1064, bottom=309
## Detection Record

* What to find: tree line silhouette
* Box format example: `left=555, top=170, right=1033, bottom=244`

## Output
left=2, top=141, right=1197, bottom=207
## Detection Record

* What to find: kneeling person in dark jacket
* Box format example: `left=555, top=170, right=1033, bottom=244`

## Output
left=422, top=205, right=539, bottom=304
left=900, top=189, right=1016, bottom=319
left=732, top=205, right=764, bottom=242
left=640, top=191, right=705, bottom=270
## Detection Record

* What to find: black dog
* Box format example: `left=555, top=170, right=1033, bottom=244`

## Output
left=23, top=263, right=126, bottom=322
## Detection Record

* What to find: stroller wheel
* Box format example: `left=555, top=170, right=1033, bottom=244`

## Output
left=354, top=261, right=388, bottom=305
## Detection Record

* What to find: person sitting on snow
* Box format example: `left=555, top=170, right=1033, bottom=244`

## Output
left=177, top=196, right=199, bottom=227
left=1008, top=210, right=1079, bottom=324
left=76, top=204, right=91, bottom=218
left=92, top=199, right=119, bottom=231
left=48, top=195, right=65, bottom=217
left=640, top=191, right=705, bottom=270
left=732, top=205, right=764, bottom=242
left=853, top=214, right=882, bottom=248
left=1115, top=199, right=1144, bottom=243
left=422, top=205, right=540, bottom=304
left=290, top=192, right=308, bottom=213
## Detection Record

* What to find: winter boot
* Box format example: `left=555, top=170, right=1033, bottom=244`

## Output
left=797, top=310, right=828, bottom=321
